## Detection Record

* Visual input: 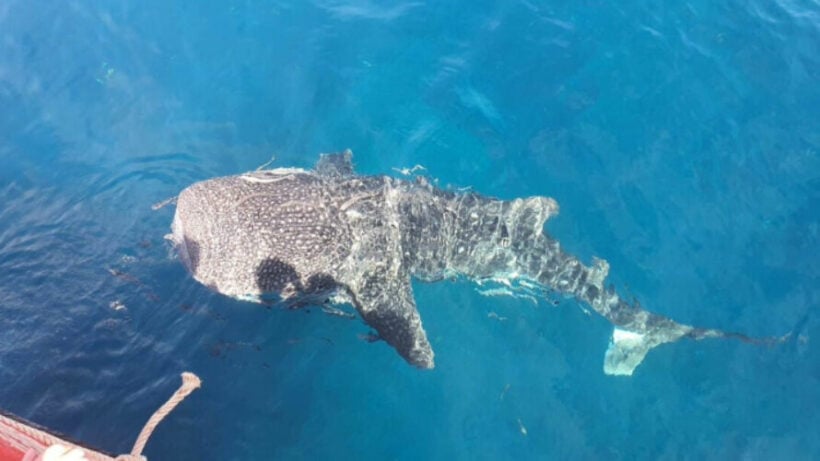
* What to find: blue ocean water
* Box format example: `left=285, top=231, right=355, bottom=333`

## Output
left=1, top=0, right=818, bottom=459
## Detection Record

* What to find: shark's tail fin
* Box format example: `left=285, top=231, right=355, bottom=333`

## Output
left=602, top=318, right=788, bottom=376
left=604, top=327, right=665, bottom=376
left=569, top=258, right=788, bottom=375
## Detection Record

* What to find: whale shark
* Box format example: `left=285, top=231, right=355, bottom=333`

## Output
left=169, top=150, right=774, bottom=375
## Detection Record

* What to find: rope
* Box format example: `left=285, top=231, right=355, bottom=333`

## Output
left=127, top=372, right=202, bottom=458
left=0, top=371, right=201, bottom=461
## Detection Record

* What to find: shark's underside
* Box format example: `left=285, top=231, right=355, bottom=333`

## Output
left=169, top=151, right=775, bottom=375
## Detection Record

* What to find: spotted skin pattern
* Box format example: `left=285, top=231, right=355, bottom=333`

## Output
left=171, top=151, right=766, bottom=375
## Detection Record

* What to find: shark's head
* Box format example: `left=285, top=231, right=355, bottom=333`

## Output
left=170, top=182, right=213, bottom=278
left=169, top=169, right=348, bottom=301
left=169, top=176, right=254, bottom=295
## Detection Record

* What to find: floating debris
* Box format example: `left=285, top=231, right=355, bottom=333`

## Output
left=392, top=164, right=426, bottom=176
left=151, top=196, right=177, bottom=210
left=255, top=155, right=277, bottom=171
left=499, top=383, right=511, bottom=400
left=109, top=300, right=126, bottom=311
left=488, top=311, right=508, bottom=322
left=517, top=418, right=528, bottom=436
left=94, top=61, right=115, bottom=84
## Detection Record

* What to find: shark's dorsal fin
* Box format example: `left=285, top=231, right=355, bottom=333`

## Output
left=348, top=269, right=435, bottom=368
left=315, top=149, right=355, bottom=178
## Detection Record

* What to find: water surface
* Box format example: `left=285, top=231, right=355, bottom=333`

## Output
left=0, top=1, right=818, bottom=459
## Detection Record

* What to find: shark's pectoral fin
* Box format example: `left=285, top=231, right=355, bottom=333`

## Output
left=315, top=149, right=355, bottom=178
left=350, top=271, right=435, bottom=369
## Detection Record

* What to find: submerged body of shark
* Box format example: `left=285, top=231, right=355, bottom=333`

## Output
left=170, top=151, right=770, bottom=375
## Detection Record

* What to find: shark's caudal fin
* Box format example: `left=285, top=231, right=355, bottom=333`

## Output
left=574, top=258, right=787, bottom=375
left=600, top=309, right=787, bottom=376
left=604, top=328, right=672, bottom=376
left=603, top=325, right=699, bottom=376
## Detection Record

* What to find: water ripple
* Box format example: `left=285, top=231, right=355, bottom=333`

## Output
left=315, top=0, right=423, bottom=21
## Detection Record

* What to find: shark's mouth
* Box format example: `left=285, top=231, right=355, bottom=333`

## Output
left=169, top=213, right=199, bottom=274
